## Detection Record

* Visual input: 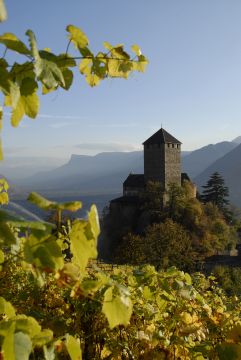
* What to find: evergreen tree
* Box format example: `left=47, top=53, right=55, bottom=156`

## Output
left=201, top=172, right=229, bottom=210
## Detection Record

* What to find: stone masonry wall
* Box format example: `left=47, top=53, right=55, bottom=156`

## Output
left=144, top=143, right=181, bottom=190
left=165, top=143, right=181, bottom=188
left=144, top=144, right=165, bottom=189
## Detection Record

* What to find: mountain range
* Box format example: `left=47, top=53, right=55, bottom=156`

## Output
left=2, top=136, right=241, bottom=208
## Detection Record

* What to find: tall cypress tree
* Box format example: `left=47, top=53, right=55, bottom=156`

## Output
left=201, top=172, right=229, bottom=210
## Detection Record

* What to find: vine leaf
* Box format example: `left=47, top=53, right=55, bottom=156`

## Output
left=131, top=44, right=141, bottom=56
left=70, top=219, right=98, bottom=273
left=0, top=33, right=30, bottom=55
left=23, top=234, right=64, bottom=272
left=1, top=322, right=15, bottom=360
left=88, top=205, right=100, bottom=239
left=28, top=192, right=82, bottom=212
left=65, top=335, right=82, bottom=360
left=0, top=297, right=16, bottom=318
left=70, top=205, right=99, bottom=273
left=66, top=25, right=88, bottom=50
left=14, top=332, right=32, bottom=360
left=0, top=59, right=10, bottom=94
left=132, top=54, right=148, bottom=72
left=5, top=78, right=39, bottom=127
left=32, top=329, right=53, bottom=347
left=26, top=30, right=65, bottom=89
left=102, top=286, right=133, bottom=329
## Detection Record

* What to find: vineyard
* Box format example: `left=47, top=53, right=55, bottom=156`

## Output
left=0, top=182, right=240, bottom=359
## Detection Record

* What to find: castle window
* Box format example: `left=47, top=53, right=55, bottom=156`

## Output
left=172, top=144, right=175, bottom=148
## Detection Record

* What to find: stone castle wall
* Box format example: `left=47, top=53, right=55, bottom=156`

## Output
left=144, top=144, right=165, bottom=188
left=165, top=143, right=181, bottom=188
left=144, top=143, right=181, bottom=190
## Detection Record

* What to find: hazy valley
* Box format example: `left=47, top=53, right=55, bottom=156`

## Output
left=2, top=136, right=241, bottom=219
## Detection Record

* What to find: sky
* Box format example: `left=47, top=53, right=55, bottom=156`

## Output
left=1, top=0, right=241, bottom=162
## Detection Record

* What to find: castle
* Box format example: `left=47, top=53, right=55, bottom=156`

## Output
left=104, top=128, right=239, bottom=267
left=111, top=127, right=195, bottom=207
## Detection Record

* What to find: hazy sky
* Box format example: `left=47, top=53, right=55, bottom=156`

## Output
left=1, top=0, right=241, bottom=160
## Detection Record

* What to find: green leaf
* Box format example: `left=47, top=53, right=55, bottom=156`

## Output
left=0, top=0, right=7, bottom=22
left=54, top=53, right=76, bottom=68
left=28, top=192, right=82, bottom=212
left=0, top=297, right=16, bottom=318
left=10, top=62, right=35, bottom=83
left=1, top=322, right=15, bottom=360
left=65, top=335, right=82, bottom=360
left=0, top=33, right=30, bottom=55
left=79, top=58, right=92, bottom=75
left=0, top=59, right=10, bottom=94
left=32, top=329, right=53, bottom=347
left=143, top=286, right=153, bottom=300
left=107, top=58, right=132, bottom=79
left=88, top=205, right=100, bottom=239
left=131, top=44, right=141, bottom=56
left=26, top=30, right=65, bottom=89
left=0, top=222, right=17, bottom=246
left=7, top=78, right=39, bottom=127
left=66, top=25, right=88, bottom=50
left=103, top=41, right=113, bottom=51
left=109, top=45, right=130, bottom=60
left=14, top=315, right=41, bottom=337
left=23, top=234, right=64, bottom=272
left=8, top=220, right=54, bottom=233
left=184, top=272, right=192, bottom=285
left=14, top=332, right=32, bottom=360
left=28, top=192, right=55, bottom=210
left=133, top=54, right=148, bottom=72
left=41, top=54, right=75, bottom=93
left=0, top=178, right=8, bottom=191
left=70, top=219, right=98, bottom=273
left=43, top=345, right=55, bottom=360
left=102, top=286, right=133, bottom=329
left=85, top=73, right=100, bottom=87
left=61, top=68, right=73, bottom=90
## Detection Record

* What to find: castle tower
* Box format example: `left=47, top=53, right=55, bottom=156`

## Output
left=143, top=128, right=182, bottom=191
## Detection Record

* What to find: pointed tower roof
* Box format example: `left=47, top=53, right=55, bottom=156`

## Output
left=143, top=128, right=182, bottom=145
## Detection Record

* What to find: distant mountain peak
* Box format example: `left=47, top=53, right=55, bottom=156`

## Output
left=232, top=136, right=241, bottom=144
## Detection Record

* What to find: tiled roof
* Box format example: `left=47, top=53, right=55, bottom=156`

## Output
left=143, top=128, right=182, bottom=145
left=123, top=174, right=145, bottom=188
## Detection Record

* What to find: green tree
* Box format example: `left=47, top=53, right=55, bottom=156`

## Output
left=140, top=181, right=164, bottom=223
left=201, top=172, right=229, bottom=210
left=115, top=219, right=196, bottom=270
left=212, top=266, right=241, bottom=297
left=143, top=219, right=196, bottom=270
